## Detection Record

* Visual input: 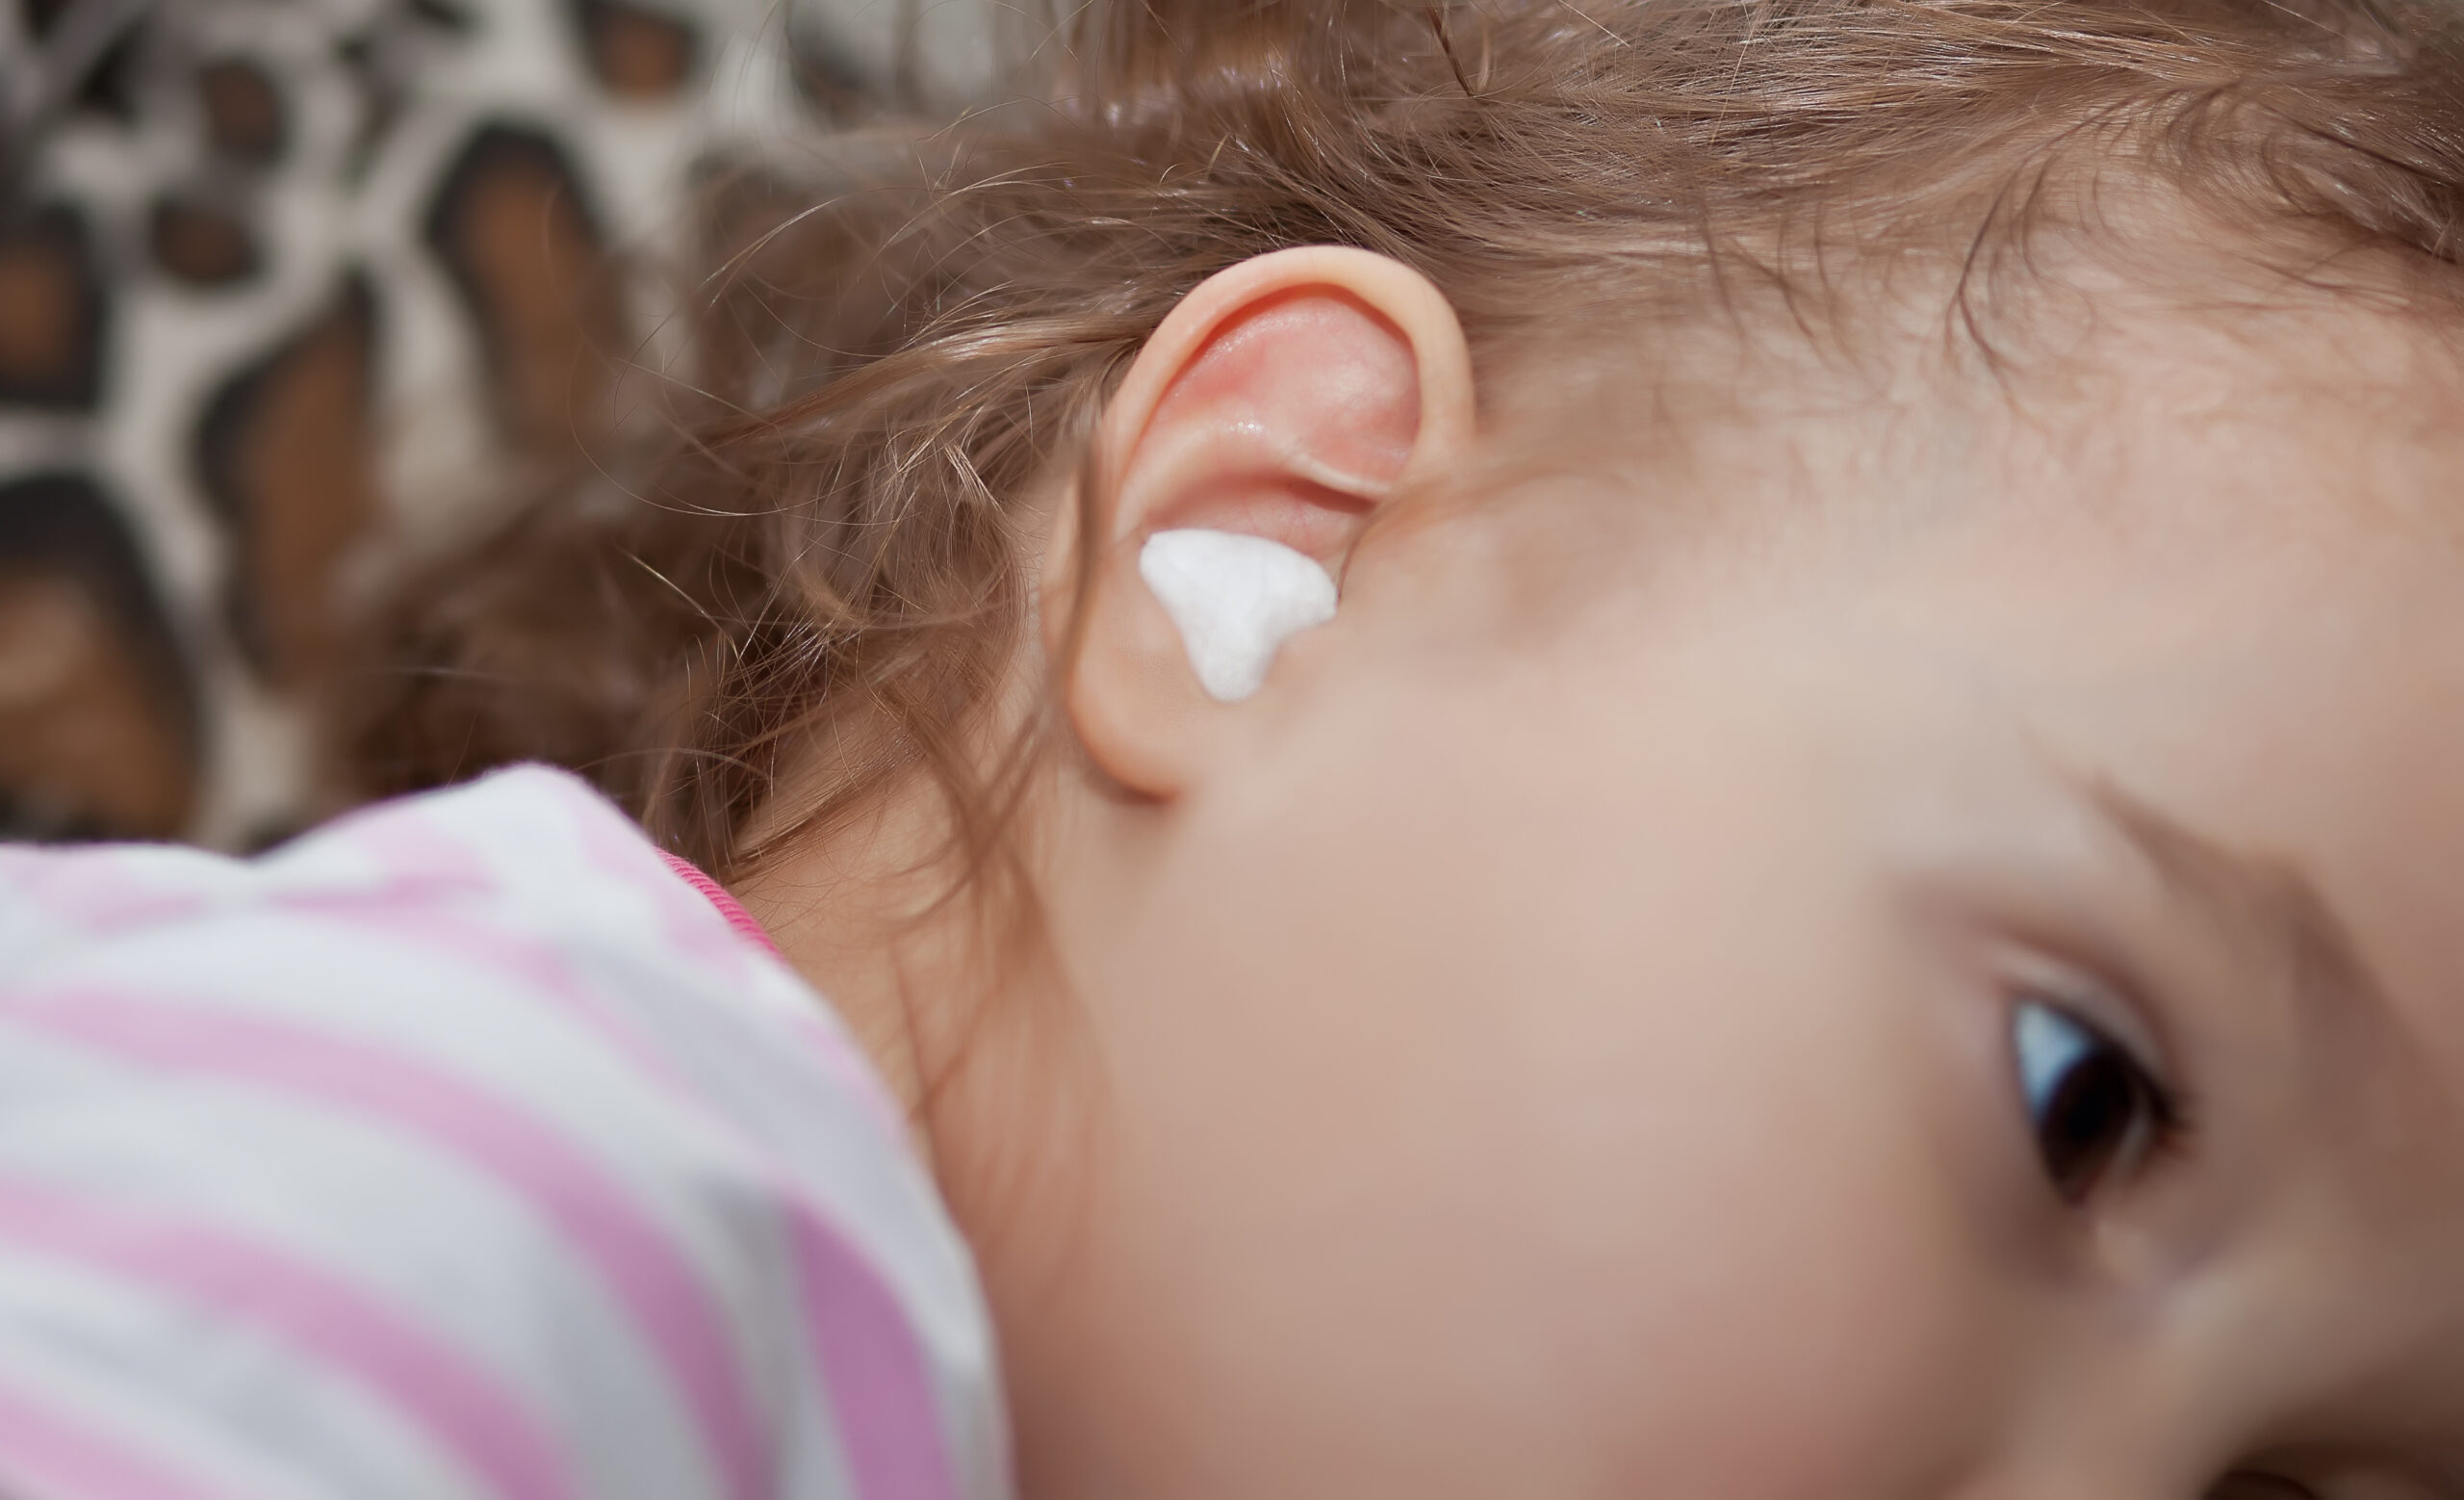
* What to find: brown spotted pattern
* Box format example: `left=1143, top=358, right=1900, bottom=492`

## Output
left=0, top=0, right=987, bottom=844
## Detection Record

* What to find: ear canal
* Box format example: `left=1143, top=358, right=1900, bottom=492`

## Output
left=1139, top=530, right=1339, bottom=703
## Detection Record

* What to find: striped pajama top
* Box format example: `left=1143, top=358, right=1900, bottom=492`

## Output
left=0, top=766, right=1012, bottom=1500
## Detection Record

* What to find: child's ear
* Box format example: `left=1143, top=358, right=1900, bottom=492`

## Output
left=1052, top=246, right=1476, bottom=799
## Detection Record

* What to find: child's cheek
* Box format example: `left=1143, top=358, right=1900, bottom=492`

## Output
left=1039, top=641, right=2012, bottom=1496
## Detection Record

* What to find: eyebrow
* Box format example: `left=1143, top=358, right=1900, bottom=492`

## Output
left=2081, top=779, right=2393, bottom=1029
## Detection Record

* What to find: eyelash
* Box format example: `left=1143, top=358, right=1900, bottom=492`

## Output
left=2008, top=986, right=2192, bottom=1203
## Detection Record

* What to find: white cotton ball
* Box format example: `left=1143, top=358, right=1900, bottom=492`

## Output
left=1138, top=529, right=1340, bottom=703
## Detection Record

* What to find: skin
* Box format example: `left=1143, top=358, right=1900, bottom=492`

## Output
left=740, top=245, right=2464, bottom=1498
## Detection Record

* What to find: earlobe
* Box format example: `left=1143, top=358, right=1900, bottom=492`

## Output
left=1055, top=246, right=1476, bottom=797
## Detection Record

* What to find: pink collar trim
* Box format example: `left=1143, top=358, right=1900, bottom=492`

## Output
left=654, top=851, right=782, bottom=958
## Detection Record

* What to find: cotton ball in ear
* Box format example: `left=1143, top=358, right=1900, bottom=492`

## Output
left=1138, top=529, right=1339, bottom=703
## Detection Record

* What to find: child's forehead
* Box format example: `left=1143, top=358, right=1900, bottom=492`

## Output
left=1961, top=296, right=2464, bottom=516
left=1485, top=277, right=2464, bottom=1060
left=1455, top=272, right=2464, bottom=722
left=1561, top=260, right=2464, bottom=529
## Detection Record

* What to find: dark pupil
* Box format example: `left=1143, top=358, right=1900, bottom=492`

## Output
left=2038, top=1044, right=2143, bottom=1201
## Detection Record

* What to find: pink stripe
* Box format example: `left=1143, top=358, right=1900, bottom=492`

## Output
left=279, top=837, right=911, bottom=1143
left=275, top=884, right=960, bottom=1500
left=0, top=1175, right=570, bottom=1500
left=0, top=1374, right=231, bottom=1500
left=654, top=851, right=781, bottom=957
left=785, top=1215, right=962, bottom=1500
left=278, top=791, right=958, bottom=1500
left=0, top=851, right=215, bottom=934
left=563, top=805, right=769, bottom=984
left=314, top=808, right=500, bottom=892
left=283, top=872, right=905, bottom=1146
left=335, top=778, right=895, bottom=1130
left=349, top=791, right=770, bottom=1031
left=5, top=994, right=771, bottom=1500
left=556, top=809, right=905, bottom=1134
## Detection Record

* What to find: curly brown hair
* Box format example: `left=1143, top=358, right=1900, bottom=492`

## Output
left=338, top=0, right=2464, bottom=892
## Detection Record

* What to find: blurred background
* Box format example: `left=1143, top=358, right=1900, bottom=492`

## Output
left=0, top=0, right=992, bottom=848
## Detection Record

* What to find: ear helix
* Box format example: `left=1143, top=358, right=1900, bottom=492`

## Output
left=1138, top=530, right=1338, bottom=703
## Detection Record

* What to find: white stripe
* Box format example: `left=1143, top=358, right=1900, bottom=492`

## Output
left=0, top=1248, right=477, bottom=1500
left=38, top=847, right=976, bottom=1491
left=415, top=771, right=1008, bottom=1495
left=0, top=1041, right=729, bottom=1500
left=38, top=907, right=801, bottom=1328
left=0, top=767, right=1012, bottom=1500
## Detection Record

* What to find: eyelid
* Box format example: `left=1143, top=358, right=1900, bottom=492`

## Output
left=1991, top=944, right=2182, bottom=1100
left=1902, top=842, right=2199, bottom=1079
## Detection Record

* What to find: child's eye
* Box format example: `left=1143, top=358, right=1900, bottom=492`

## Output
left=2012, top=998, right=2174, bottom=1203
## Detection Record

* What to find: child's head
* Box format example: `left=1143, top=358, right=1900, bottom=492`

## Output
left=355, top=2, right=2464, bottom=1493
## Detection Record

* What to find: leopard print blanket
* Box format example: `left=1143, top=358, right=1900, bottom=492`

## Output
left=0, top=0, right=989, bottom=845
